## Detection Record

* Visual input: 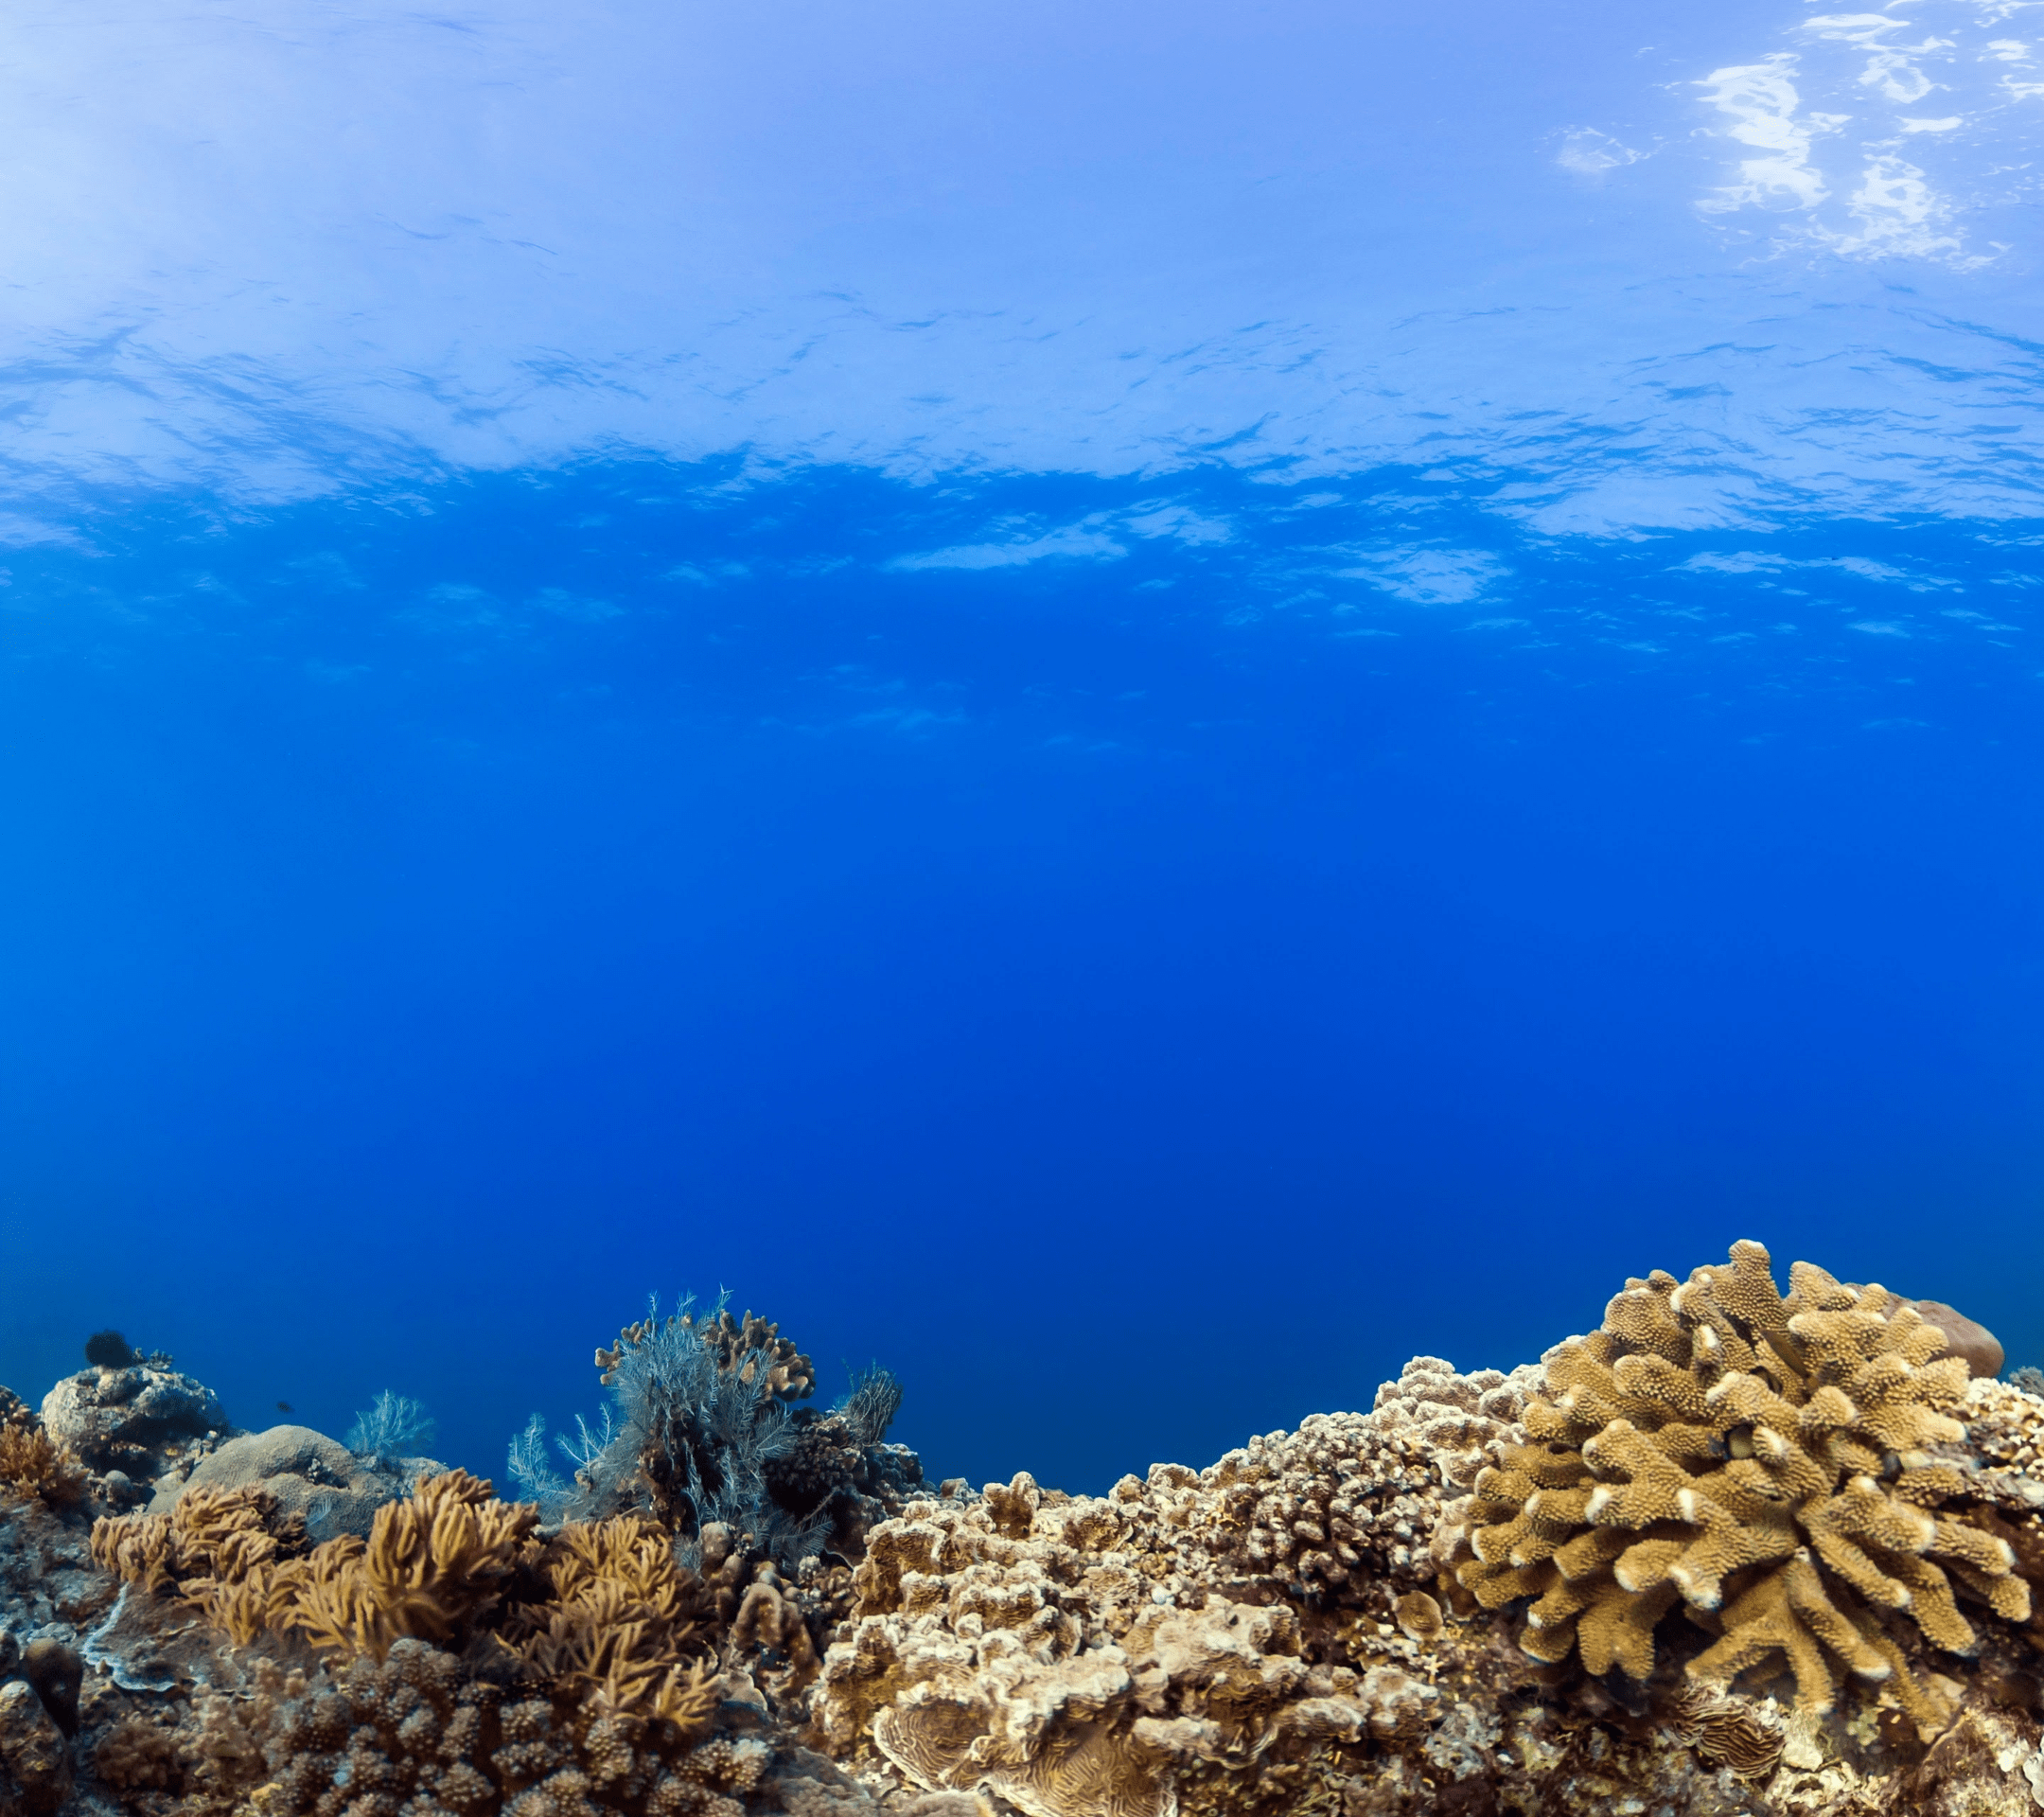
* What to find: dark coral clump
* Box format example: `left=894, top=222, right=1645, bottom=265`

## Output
left=84, top=1330, right=139, bottom=1369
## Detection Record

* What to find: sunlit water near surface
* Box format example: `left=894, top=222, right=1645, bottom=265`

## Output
left=4, top=0, right=2044, bottom=1492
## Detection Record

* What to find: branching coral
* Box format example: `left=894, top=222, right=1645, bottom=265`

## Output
left=0, top=1402, right=86, bottom=1507
left=269, top=1468, right=541, bottom=1661
left=1455, top=1239, right=2029, bottom=1724
left=92, top=1482, right=308, bottom=1638
left=506, top=1514, right=719, bottom=1728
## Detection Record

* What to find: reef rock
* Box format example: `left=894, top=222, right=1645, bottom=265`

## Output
left=39, top=1365, right=225, bottom=1482
left=0, top=1678, right=71, bottom=1812
left=148, top=1423, right=441, bottom=1542
left=1909, top=1297, right=2005, bottom=1379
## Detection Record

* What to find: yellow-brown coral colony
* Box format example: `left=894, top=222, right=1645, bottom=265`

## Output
left=1455, top=1240, right=2028, bottom=1727
left=9, top=1256, right=2044, bottom=1817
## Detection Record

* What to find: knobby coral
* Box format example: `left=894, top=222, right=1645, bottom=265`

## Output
left=1454, top=1239, right=2030, bottom=1725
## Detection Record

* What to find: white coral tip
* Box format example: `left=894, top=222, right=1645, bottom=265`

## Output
left=1585, top=1487, right=1612, bottom=1520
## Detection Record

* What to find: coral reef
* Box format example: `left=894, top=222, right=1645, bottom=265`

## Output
left=9, top=1252, right=2044, bottom=1817
left=1452, top=1240, right=2028, bottom=1726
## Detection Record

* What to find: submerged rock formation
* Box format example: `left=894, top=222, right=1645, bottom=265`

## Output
left=3, top=1251, right=2042, bottom=1816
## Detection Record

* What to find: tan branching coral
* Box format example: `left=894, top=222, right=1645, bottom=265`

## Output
left=92, top=1482, right=307, bottom=1637
left=0, top=1402, right=86, bottom=1507
left=1456, top=1239, right=2029, bottom=1723
left=266, top=1468, right=541, bottom=1660
left=507, top=1513, right=719, bottom=1728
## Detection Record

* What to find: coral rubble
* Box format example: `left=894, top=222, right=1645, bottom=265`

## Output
left=7, top=1258, right=2044, bottom=1817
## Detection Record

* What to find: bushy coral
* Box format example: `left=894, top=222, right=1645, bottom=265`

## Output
left=1454, top=1239, right=2029, bottom=1725
left=92, top=1481, right=308, bottom=1639
left=515, top=1297, right=912, bottom=1574
left=269, top=1468, right=541, bottom=1660
left=0, top=1397, right=86, bottom=1507
left=506, top=1514, right=720, bottom=1725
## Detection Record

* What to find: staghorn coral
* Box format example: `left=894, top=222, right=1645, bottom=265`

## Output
left=1454, top=1239, right=2031, bottom=1725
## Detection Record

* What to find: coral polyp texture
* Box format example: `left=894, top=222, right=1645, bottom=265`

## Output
left=9, top=1266, right=2044, bottom=1817
left=1452, top=1239, right=2028, bottom=1729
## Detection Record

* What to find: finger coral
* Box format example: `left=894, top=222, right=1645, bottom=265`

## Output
left=1455, top=1239, right=2029, bottom=1724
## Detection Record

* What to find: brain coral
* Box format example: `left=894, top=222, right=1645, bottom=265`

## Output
left=1455, top=1239, right=2029, bottom=1726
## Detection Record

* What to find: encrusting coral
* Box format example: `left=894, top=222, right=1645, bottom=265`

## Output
left=1453, top=1239, right=2030, bottom=1727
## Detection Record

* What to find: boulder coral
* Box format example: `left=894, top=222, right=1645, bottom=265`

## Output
left=1454, top=1239, right=2029, bottom=1726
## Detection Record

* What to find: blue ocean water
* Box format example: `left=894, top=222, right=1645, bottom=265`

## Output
left=3, top=0, right=2044, bottom=1495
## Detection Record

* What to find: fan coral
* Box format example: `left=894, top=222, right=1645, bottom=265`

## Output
left=836, top=1368, right=903, bottom=1448
left=346, top=1388, right=438, bottom=1464
left=1454, top=1239, right=2030, bottom=1725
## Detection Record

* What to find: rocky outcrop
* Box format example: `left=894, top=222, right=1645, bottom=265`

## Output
left=148, top=1424, right=439, bottom=1544
left=39, top=1367, right=225, bottom=1482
